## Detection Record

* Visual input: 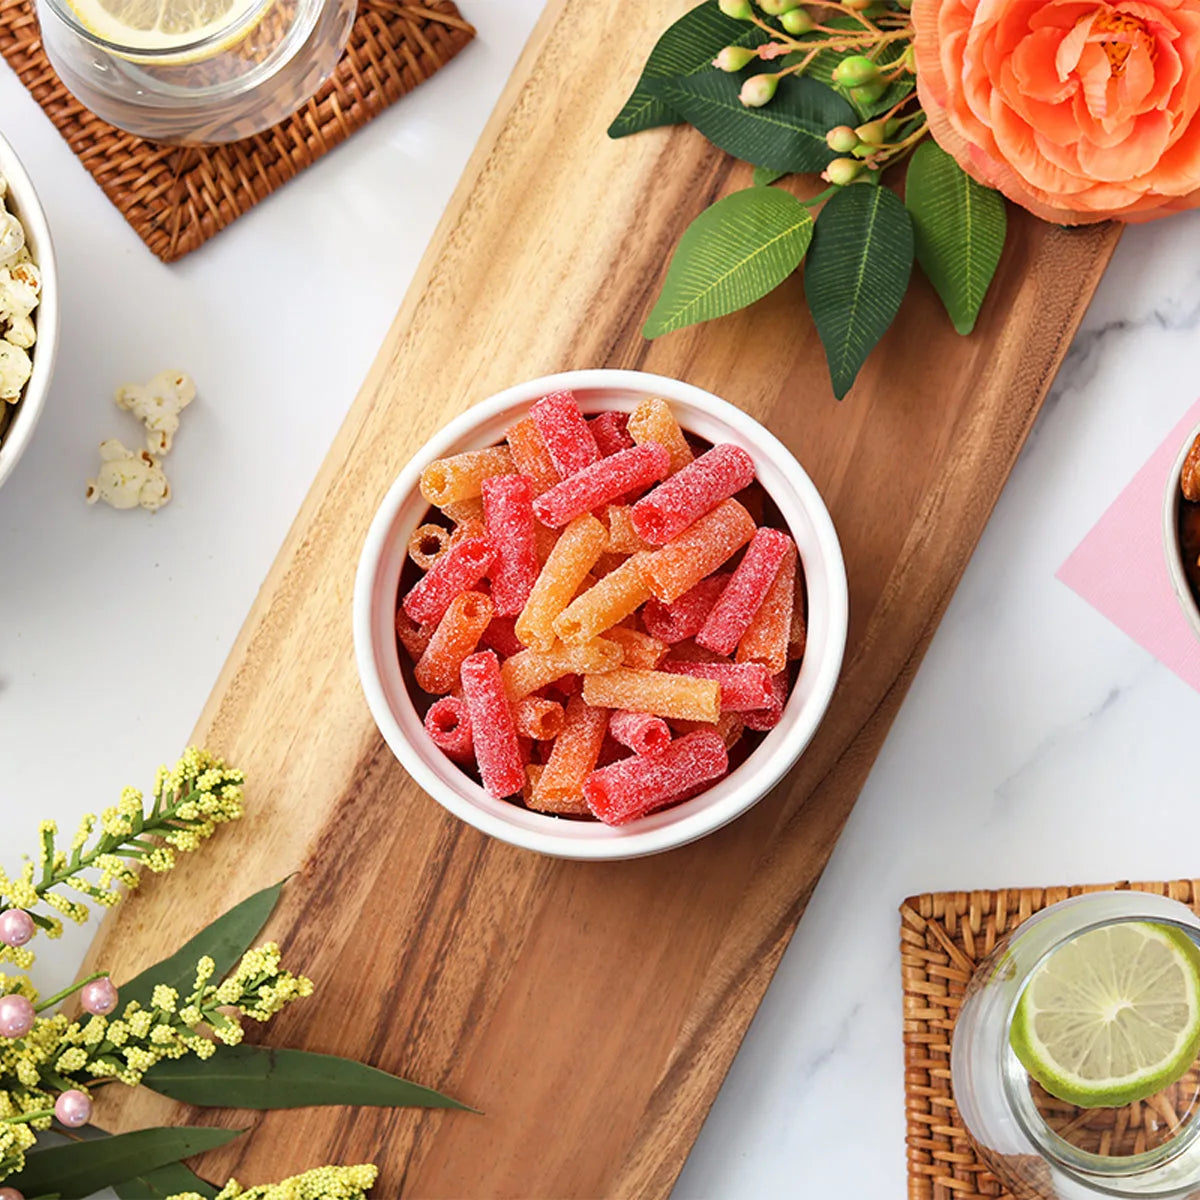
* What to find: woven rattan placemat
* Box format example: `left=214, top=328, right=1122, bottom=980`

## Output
left=901, top=879, right=1200, bottom=1199
left=0, top=0, right=473, bottom=260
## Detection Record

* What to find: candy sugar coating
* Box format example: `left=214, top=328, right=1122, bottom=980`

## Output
left=604, top=505, right=651, bottom=555
left=448, top=515, right=487, bottom=547
left=530, top=390, right=600, bottom=478
left=533, top=443, right=670, bottom=529
left=481, top=614, right=526, bottom=659
left=506, top=415, right=561, bottom=497
left=415, top=590, right=495, bottom=695
left=482, top=474, right=540, bottom=617
left=424, top=696, right=474, bottom=764
left=402, top=536, right=496, bottom=626
left=581, top=667, right=720, bottom=723
left=627, top=397, right=693, bottom=476
left=736, top=537, right=797, bottom=674
left=637, top=499, right=756, bottom=604
left=460, top=650, right=525, bottom=799
left=530, top=695, right=609, bottom=814
left=408, top=523, right=452, bottom=571
left=420, top=446, right=514, bottom=507
left=553, top=554, right=651, bottom=645
left=583, top=730, right=728, bottom=826
left=604, top=626, right=668, bottom=670
left=395, top=608, right=432, bottom=662
left=673, top=710, right=746, bottom=750
left=696, top=528, right=792, bottom=656
left=501, top=638, right=624, bottom=700
left=631, top=444, right=756, bottom=546
left=589, top=410, right=634, bottom=457
left=514, top=696, right=566, bottom=741
left=788, top=573, right=807, bottom=662
left=441, top=496, right=485, bottom=526
left=523, top=763, right=545, bottom=804
left=660, top=659, right=774, bottom=712
left=609, top=710, right=672, bottom=755
left=742, top=670, right=788, bottom=731
left=516, top=512, right=608, bottom=651
left=641, top=574, right=728, bottom=644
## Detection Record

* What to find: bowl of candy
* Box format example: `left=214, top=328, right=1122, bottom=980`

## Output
left=1164, top=422, right=1200, bottom=641
left=354, top=369, right=848, bottom=860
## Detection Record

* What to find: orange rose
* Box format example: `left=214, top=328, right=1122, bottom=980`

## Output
left=912, top=0, right=1200, bottom=222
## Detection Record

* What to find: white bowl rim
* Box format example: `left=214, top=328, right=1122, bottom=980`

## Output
left=1162, top=418, right=1200, bottom=642
left=354, top=368, right=849, bottom=860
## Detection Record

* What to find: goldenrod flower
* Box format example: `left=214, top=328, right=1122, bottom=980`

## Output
left=167, top=1164, right=379, bottom=1200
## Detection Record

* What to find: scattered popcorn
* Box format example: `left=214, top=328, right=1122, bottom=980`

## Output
left=0, top=210, right=24, bottom=271
left=0, top=340, right=31, bottom=401
left=114, top=369, right=195, bottom=455
left=85, top=439, right=171, bottom=512
left=0, top=191, right=38, bottom=413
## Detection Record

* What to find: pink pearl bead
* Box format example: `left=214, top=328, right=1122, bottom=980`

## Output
left=0, top=994, right=35, bottom=1039
left=0, top=1187, right=25, bottom=1199
left=80, top=977, right=119, bottom=1016
left=0, top=910, right=34, bottom=948
left=54, top=1089, right=92, bottom=1128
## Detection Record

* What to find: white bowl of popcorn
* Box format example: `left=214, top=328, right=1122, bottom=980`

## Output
left=0, top=131, right=57, bottom=492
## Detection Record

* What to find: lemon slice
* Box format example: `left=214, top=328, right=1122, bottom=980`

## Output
left=1011, top=921, right=1200, bottom=1109
left=65, top=0, right=260, bottom=53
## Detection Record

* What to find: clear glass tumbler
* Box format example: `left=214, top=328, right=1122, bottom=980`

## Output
left=36, top=0, right=355, bottom=144
left=953, top=891, right=1200, bottom=1200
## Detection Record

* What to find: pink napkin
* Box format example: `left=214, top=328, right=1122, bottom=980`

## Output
left=1057, top=399, right=1200, bottom=693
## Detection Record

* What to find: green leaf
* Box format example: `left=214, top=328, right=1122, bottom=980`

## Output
left=115, top=1162, right=219, bottom=1200
left=804, top=184, right=914, bottom=399
left=905, top=141, right=1007, bottom=335
left=142, top=1044, right=472, bottom=1111
left=608, top=1, right=771, bottom=139
left=646, top=72, right=854, bottom=173
left=644, top=187, right=813, bottom=338
left=787, top=33, right=914, bottom=120
left=9, top=1127, right=242, bottom=1199
left=753, top=165, right=786, bottom=186
left=119, top=878, right=287, bottom=1011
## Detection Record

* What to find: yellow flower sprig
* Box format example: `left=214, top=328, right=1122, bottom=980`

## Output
left=168, top=1164, right=379, bottom=1200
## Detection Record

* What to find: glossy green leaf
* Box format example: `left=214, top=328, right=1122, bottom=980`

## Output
left=644, top=187, right=813, bottom=338
left=61, top=1126, right=218, bottom=1199
left=905, top=140, right=1007, bottom=335
left=646, top=72, right=854, bottom=172
left=787, top=29, right=914, bottom=120
left=804, top=184, right=914, bottom=399
left=609, top=1, right=771, bottom=139
left=9, top=1127, right=241, bottom=1199
left=753, top=165, right=786, bottom=186
left=142, top=1044, right=472, bottom=1111
left=119, top=879, right=287, bottom=1012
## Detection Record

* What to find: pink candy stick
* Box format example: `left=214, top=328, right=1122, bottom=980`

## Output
left=530, top=390, right=600, bottom=478
left=483, top=474, right=540, bottom=617
left=481, top=615, right=525, bottom=658
left=583, top=731, right=728, bottom=826
left=402, top=537, right=496, bottom=626
left=424, top=696, right=474, bottom=764
left=631, top=444, right=756, bottom=545
left=460, top=650, right=525, bottom=798
left=660, top=660, right=775, bottom=712
left=696, top=528, right=792, bottom=656
left=532, top=444, right=671, bottom=528
left=609, top=710, right=673, bottom=756
left=589, top=411, right=635, bottom=457
left=742, top=670, right=789, bottom=731
left=642, top=574, right=728, bottom=644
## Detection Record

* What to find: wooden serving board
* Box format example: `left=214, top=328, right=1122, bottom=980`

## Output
left=84, top=1, right=1121, bottom=1193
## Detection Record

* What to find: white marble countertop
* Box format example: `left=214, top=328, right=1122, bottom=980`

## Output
left=3, top=2, right=1199, bottom=1196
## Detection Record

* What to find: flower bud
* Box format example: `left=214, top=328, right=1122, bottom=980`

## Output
left=713, top=45, right=758, bottom=71
left=780, top=7, right=814, bottom=32
left=831, top=55, right=881, bottom=88
left=822, top=157, right=863, bottom=185
left=842, top=0, right=874, bottom=9
left=719, top=0, right=755, bottom=17
left=757, top=0, right=800, bottom=12
left=849, top=80, right=888, bottom=105
left=826, top=125, right=860, bottom=153
left=739, top=73, right=780, bottom=108
left=855, top=119, right=889, bottom=146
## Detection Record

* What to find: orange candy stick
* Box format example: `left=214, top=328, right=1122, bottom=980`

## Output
left=501, top=638, right=624, bottom=701
left=506, top=416, right=561, bottom=497
left=514, top=697, right=566, bottom=741
left=673, top=711, right=746, bottom=750
left=553, top=554, right=651, bottom=645
left=737, top=539, right=798, bottom=675
left=420, top=446, right=514, bottom=507
left=395, top=609, right=432, bottom=663
left=604, top=505, right=651, bottom=555
left=414, top=591, right=495, bottom=695
left=448, top=515, right=487, bottom=547
left=604, top=627, right=668, bottom=670
left=788, top=571, right=807, bottom=662
left=523, top=763, right=544, bottom=805
left=581, top=667, right=720, bottom=723
left=408, top=524, right=451, bottom=571
left=627, top=396, right=693, bottom=475
left=529, top=695, right=609, bottom=814
left=636, top=499, right=756, bottom=603
left=516, top=513, right=608, bottom=651
left=440, top=496, right=485, bottom=525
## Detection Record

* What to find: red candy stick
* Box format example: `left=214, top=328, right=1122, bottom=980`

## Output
left=424, top=696, right=474, bottom=764
left=583, top=730, right=728, bottom=826
left=480, top=615, right=526, bottom=658
left=642, top=574, right=728, bottom=644
left=482, top=474, right=540, bottom=617
left=742, top=670, right=789, bottom=731
left=696, top=528, right=792, bottom=656
left=530, top=390, right=600, bottom=478
left=609, top=710, right=672, bottom=756
left=589, top=411, right=635, bottom=457
left=660, top=660, right=775, bottom=712
left=402, top=537, right=495, bottom=626
left=460, top=650, right=524, bottom=798
left=533, top=444, right=671, bottom=529
left=631, top=444, right=756, bottom=545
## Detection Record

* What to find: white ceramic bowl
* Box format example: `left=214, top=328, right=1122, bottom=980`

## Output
left=0, top=132, right=58, bottom=492
left=354, top=369, right=849, bottom=860
left=1163, top=419, right=1200, bottom=641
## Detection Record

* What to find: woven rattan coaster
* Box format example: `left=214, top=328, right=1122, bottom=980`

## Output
left=901, top=879, right=1200, bottom=1199
left=0, top=0, right=473, bottom=260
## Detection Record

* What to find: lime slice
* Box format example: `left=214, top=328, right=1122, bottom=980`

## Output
left=65, top=0, right=260, bottom=53
left=1011, top=921, right=1200, bottom=1109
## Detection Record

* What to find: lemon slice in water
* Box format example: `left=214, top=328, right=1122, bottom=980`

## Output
left=1011, top=921, right=1200, bottom=1109
left=66, top=0, right=261, bottom=53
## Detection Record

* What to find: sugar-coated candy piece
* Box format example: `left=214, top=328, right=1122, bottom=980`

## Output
left=408, top=523, right=452, bottom=571
left=545, top=672, right=582, bottom=699
left=448, top=515, right=487, bottom=547
left=637, top=500, right=756, bottom=604
left=605, top=626, right=668, bottom=670
left=441, top=496, right=485, bottom=526
left=424, top=696, right=474, bottom=765
left=530, top=390, right=599, bottom=478
left=415, top=591, right=495, bottom=695
left=604, top=505, right=651, bottom=555
left=660, top=659, right=774, bottom=712
left=742, top=670, right=788, bottom=731
left=642, top=574, right=728, bottom=644
left=420, top=447, right=514, bottom=507
left=501, top=638, right=624, bottom=700
left=523, top=763, right=544, bottom=804
left=530, top=695, right=609, bottom=814
left=403, top=536, right=495, bottom=626
left=627, top=397, right=693, bottom=476
left=597, top=732, right=632, bottom=767
left=736, top=538, right=797, bottom=674
left=514, top=696, right=566, bottom=741
left=518, top=735, right=535, bottom=764
left=534, top=522, right=559, bottom=566
left=506, top=416, right=561, bottom=497
left=673, top=711, right=746, bottom=750
left=631, top=444, right=756, bottom=546
left=533, top=444, right=669, bottom=529
left=591, top=553, right=627, bottom=579
left=736, top=483, right=767, bottom=527
left=481, top=614, right=525, bottom=658
left=395, top=609, right=432, bottom=662
left=788, top=573, right=807, bottom=662
left=482, top=474, right=540, bottom=617
left=666, top=639, right=727, bottom=664
left=696, top=528, right=792, bottom=656
left=589, top=411, right=635, bottom=457
left=516, top=513, right=608, bottom=651
left=553, top=554, right=651, bottom=645
left=584, top=730, right=727, bottom=826
left=460, top=650, right=524, bottom=799
left=581, top=667, right=719, bottom=723
left=609, top=710, right=672, bottom=756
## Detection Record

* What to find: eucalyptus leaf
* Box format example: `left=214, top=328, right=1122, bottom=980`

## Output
left=646, top=72, right=854, bottom=173
left=644, top=187, right=813, bottom=338
left=804, top=184, right=914, bottom=399
left=63, top=1124, right=219, bottom=1199
left=753, top=166, right=786, bottom=186
left=119, top=878, right=287, bottom=1011
left=142, top=1044, right=472, bottom=1111
left=609, top=1, right=771, bottom=139
left=905, top=140, right=1007, bottom=335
